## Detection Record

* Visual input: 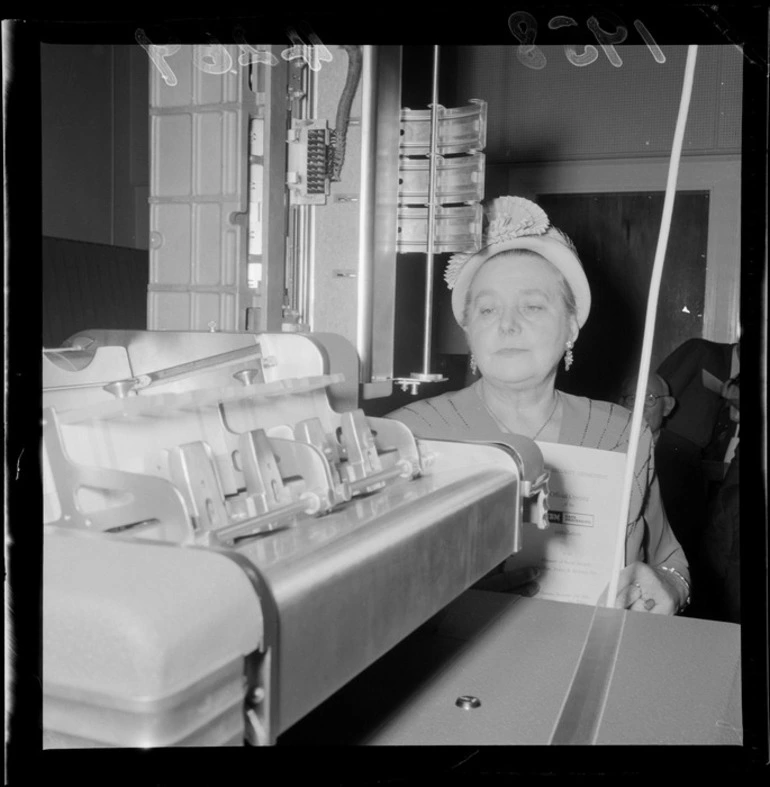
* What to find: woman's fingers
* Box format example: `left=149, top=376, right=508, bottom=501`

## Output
left=473, top=568, right=537, bottom=593
left=617, top=573, right=676, bottom=614
left=614, top=582, right=643, bottom=609
left=507, top=566, right=540, bottom=585
left=474, top=568, right=541, bottom=595
left=472, top=572, right=512, bottom=592
left=511, top=580, right=540, bottom=597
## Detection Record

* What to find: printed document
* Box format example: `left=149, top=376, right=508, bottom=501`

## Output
left=505, top=442, right=628, bottom=606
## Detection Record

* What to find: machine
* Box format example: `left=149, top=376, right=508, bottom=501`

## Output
left=42, top=328, right=549, bottom=746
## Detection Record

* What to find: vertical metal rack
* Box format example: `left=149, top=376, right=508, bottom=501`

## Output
left=393, top=46, right=487, bottom=394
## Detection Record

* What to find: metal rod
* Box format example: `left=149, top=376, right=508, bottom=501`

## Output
left=44, top=345, right=264, bottom=393
left=347, top=462, right=406, bottom=495
left=306, top=64, right=318, bottom=331
left=286, top=205, right=298, bottom=317
left=297, top=62, right=312, bottom=328
left=137, top=345, right=264, bottom=386
left=298, top=205, right=308, bottom=325
left=217, top=498, right=308, bottom=541
left=421, top=45, right=440, bottom=375
left=356, top=46, right=377, bottom=383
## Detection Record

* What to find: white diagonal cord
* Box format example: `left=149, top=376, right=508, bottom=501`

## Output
left=606, top=46, right=700, bottom=607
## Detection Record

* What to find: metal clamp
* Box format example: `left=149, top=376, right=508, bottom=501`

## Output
left=338, top=410, right=382, bottom=482
left=227, top=431, right=314, bottom=536
left=392, top=373, right=448, bottom=395
left=523, top=471, right=550, bottom=530
left=294, top=418, right=351, bottom=503
left=337, top=410, right=421, bottom=494
left=167, top=442, right=231, bottom=535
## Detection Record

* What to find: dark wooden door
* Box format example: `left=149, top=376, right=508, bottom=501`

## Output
left=538, top=191, right=709, bottom=402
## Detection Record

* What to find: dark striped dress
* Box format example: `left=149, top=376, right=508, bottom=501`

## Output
left=387, top=380, right=689, bottom=578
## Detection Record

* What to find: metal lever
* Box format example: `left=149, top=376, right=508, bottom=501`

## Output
left=336, top=409, right=416, bottom=495
left=167, top=442, right=230, bottom=533
left=267, top=437, right=338, bottom=513
left=103, top=344, right=265, bottom=397
left=338, top=410, right=382, bottom=483
left=240, top=429, right=295, bottom=514
left=294, top=418, right=350, bottom=503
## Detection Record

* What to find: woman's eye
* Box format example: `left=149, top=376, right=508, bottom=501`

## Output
left=523, top=304, right=545, bottom=313
left=479, top=306, right=495, bottom=316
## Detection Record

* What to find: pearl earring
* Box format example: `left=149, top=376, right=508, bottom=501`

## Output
left=564, top=341, right=574, bottom=371
left=470, top=354, right=477, bottom=375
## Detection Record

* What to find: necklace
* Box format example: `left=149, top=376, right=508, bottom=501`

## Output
left=478, top=384, right=561, bottom=441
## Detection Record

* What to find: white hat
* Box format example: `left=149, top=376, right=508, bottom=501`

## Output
left=445, top=196, right=591, bottom=327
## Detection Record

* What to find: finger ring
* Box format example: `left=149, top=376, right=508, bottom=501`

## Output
left=644, top=598, right=656, bottom=611
left=633, top=582, right=642, bottom=590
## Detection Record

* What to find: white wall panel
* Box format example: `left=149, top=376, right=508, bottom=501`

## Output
left=153, top=114, right=193, bottom=196
left=150, top=204, right=191, bottom=284
left=148, top=291, right=191, bottom=329
left=148, top=45, right=252, bottom=331
left=193, top=204, right=225, bottom=285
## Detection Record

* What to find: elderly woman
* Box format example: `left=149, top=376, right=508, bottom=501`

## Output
left=388, top=197, right=691, bottom=615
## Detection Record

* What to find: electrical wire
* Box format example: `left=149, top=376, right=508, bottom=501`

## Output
left=331, top=45, right=363, bottom=182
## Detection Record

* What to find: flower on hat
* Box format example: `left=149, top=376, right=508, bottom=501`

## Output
left=444, top=196, right=550, bottom=290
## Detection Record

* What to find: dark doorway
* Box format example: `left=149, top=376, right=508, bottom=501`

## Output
left=538, top=191, right=709, bottom=402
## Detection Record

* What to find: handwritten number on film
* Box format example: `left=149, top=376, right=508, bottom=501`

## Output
left=509, top=12, right=666, bottom=69
left=233, top=27, right=279, bottom=68
left=138, top=14, right=665, bottom=84
left=283, top=28, right=333, bottom=72
left=135, top=30, right=181, bottom=86
left=193, top=40, right=233, bottom=75
left=136, top=28, right=334, bottom=85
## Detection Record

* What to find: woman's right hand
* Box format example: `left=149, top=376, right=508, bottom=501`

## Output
left=472, top=566, right=541, bottom=595
left=613, top=561, right=682, bottom=615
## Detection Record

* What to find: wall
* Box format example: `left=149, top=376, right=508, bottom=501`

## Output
left=41, top=44, right=149, bottom=249
left=41, top=44, right=150, bottom=345
left=452, top=45, right=742, bottom=164
left=443, top=44, right=742, bottom=345
left=42, top=237, right=149, bottom=347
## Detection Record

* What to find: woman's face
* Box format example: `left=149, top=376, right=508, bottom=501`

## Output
left=465, top=252, right=578, bottom=388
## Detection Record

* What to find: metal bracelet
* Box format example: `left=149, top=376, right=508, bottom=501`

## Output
left=658, top=565, right=691, bottom=613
